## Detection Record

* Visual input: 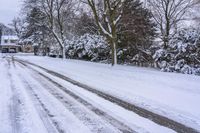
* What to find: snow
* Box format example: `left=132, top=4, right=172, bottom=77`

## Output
left=0, top=58, right=13, bottom=133
left=65, top=34, right=109, bottom=61
left=14, top=54, right=200, bottom=131
left=153, top=27, right=200, bottom=75
left=1, top=53, right=200, bottom=132
left=16, top=65, right=95, bottom=133
left=1, top=35, right=19, bottom=40
left=29, top=65, right=175, bottom=133
left=0, top=56, right=94, bottom=133
left=0, top=57, right=49, bottom=133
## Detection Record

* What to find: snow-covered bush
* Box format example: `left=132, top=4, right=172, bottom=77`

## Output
left=66, top=34, right=109, bottom=61
left=117, top=46, right=154, bottom=65
left=153, top=28, right=200, bottom=75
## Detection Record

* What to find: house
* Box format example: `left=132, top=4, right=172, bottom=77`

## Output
left=0, top=35, right=20, bottom=53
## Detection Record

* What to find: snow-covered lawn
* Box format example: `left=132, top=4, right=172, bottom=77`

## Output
left=15, top=53, right=200, bottom=131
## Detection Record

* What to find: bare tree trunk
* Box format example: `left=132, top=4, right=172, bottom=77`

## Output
left=86, top=0, right=124, bottom=66
left=111, top=41, right=117, bottom=65
left=62, top=46, right=66, bottom=59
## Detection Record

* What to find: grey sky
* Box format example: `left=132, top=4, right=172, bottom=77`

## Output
left=0, top=0, right=22, bottom=25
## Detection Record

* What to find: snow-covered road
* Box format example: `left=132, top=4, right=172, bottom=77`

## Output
left=0, top=54, right=199, bottom=133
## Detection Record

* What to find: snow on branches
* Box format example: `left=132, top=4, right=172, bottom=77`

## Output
left=153, top=27, right=200, bottom=75
left=66, top=34, right=109, bottom=61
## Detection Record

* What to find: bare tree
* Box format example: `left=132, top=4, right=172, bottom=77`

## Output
left=147, top=0, right=197, bottom=48
left=10, top=17, right=25, bottom=39
left=29, top=0, right=75, bottom=58
left=193, top=0, right=200, bottom=26
left=84, top=0, right=125, bottom=65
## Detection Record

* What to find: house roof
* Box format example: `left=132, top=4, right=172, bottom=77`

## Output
left=1, top=35, right=19, bottom=40
left=0, top=44, right=20, bottom=47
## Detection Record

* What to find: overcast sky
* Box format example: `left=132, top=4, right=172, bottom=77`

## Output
left=0, top=0, right=22, bottom=26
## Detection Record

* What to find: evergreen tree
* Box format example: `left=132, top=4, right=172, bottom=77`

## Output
left=24, top=7, right=47, bottom=41
left=74, top=13, right=98, bottom=36
left=24, top=7, right=52, bottom=55
left=117, top=0, right=156, bottom=64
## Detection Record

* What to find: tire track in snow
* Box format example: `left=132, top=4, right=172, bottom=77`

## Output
left=34, top=72, right=134, bottom=133
left=18, top=75, right=64, bottom=133
left=18, top=59, right=136, bottom=133
left=6, top=58, right=21, bottom=133
left=17, top=61, right=121, bottom=133
left=14, top=61, right=63, bottom=133
left=15, top=58, right=199, bottom=133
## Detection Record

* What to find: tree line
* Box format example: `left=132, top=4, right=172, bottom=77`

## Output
left=12, top=0, right=200, bottom=74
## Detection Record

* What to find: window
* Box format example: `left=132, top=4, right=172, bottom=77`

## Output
left=4, top=40, right=8, bottom=43
left=10, top=40, right=17, bottom=43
